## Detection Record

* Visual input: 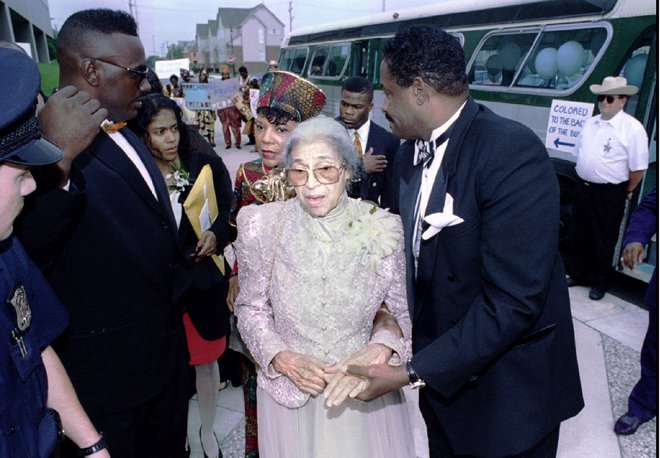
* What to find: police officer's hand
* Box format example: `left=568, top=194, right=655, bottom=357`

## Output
left=38, top=86, right=107, bottom=185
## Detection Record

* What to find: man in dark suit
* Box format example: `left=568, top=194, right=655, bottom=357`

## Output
left=347, top=25, right=584, bottom=457
left=614, top=188, right=657, bottom=435
left=338, top=76, right=400, bottom=208
left=17, top=9, right=191, bottom=457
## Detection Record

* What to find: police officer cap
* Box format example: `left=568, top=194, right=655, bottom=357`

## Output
left=0, top=48, right=63, bottom=166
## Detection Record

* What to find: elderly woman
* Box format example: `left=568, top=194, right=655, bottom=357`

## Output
left=234, top=116, right=415, bottom=457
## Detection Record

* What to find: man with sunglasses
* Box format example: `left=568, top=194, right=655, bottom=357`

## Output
left=567, top=76, right=649, bottom=301
left=17, top=9, right=192, bottom=457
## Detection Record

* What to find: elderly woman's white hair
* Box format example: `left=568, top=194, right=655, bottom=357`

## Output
left=283, top=115, right=363, bottom=186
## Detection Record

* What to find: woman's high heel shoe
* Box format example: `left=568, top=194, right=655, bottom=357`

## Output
left=199, top=426, right=223, bottom=458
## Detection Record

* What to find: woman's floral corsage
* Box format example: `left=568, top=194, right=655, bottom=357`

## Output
left=167, top=163, right=192, bottom=193
left=100, top=119, right=127, bottom=134
left=347, top=202, right=400, bottom=268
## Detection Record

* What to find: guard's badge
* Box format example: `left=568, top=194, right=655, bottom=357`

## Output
left=7, top=283, right=31, bottom=332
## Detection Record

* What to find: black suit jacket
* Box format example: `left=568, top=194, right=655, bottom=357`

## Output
left=391, top=98, right=584, bottom=456
left=176, top=141, right=233, bottom=341
left=18, top=129, right=192, bottom=417
left=360, top=121, right=400, bottom=208
left=343, top=120, right=400, bottom=208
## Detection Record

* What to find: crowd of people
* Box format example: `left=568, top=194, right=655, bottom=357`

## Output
left=1, top=6, right=655, bottom=458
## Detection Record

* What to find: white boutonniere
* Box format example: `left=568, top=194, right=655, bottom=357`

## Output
left=422, top=193, right=464, bottom=240
left=167, top=163, right=193, bottom=193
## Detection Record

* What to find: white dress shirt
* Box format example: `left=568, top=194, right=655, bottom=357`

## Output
left=413, top=101, right=466, bottom=271
left=575, top=110, right=648, bottom=184
left=107, top=130, right=158, bottom=199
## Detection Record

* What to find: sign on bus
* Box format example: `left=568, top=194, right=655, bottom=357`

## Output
left=545, top=100, right=594, bottom=155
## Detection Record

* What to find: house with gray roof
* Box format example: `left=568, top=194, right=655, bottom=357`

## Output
left=195, top=4, right=284, bottom=75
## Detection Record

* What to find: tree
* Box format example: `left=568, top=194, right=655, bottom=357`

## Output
left=167, top=43, right=185, bottom=60
left=147, top=55, right=160, bottom=69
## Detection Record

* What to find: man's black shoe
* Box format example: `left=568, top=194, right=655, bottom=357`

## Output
left=589, top=286, right=606, bottom=300
left=566, top=277, right=579, bottom=287
left=614, top=413, right=646, bottom=435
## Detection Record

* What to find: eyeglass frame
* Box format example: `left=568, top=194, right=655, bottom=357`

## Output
left=286, top=163, right=346, bottom=187
left=597, top=94, right=624, bottom=104
left=88, top=57, right=149, bottom=86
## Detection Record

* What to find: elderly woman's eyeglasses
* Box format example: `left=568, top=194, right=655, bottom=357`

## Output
left=286, top=164, right=345, bottom=187
left=90, top=58, right=149, bottom=86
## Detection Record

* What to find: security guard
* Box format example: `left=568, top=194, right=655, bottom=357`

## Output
left=0, top=48, right=109, bottom=457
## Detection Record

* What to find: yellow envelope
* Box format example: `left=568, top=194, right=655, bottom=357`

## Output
left=183, top=164, right=225, bottom=274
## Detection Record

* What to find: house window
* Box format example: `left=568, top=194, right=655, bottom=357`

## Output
left=258, top=29, right=265, bottom=45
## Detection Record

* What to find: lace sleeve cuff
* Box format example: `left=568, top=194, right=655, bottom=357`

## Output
left=369, top=329, right=407, bottom=365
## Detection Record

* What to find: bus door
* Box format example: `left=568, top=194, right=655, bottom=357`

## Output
left=614, top=25, right=657, bottom=282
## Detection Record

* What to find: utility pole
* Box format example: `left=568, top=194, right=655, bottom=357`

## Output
left=288, top=1, right=293, bottom=32
left=128, top=0, right=139, bottom=27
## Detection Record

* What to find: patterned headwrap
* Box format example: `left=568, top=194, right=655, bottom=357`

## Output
left=258, top=71, right=326, bottom=122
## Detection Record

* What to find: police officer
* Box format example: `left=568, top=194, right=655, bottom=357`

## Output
left=0, top=48, right=110, bottom=457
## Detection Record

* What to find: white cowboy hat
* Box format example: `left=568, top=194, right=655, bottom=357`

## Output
left=590, top=76, right=638, bottom=96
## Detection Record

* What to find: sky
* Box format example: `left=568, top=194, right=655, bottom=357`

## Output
left=48, top=0, right=437, bottom=57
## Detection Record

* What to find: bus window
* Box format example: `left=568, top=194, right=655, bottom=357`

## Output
left=468, top=24, right=610, bottom=93
left=616, top=26, right=655, bottom=117
left=310, top=46, right=329, bottom=76
left=280, top=47, right=309, bottom=75
left=517, top=27, right=608, bottom=90
left=323, top=43, right=350, bottom=77
left=469, top=31, right=537, bottom=86
left=291, top=48, right=309, bottom=74
left=369, top=46, right=382, bottom=85
left=350, top=42, right=368, bottom=77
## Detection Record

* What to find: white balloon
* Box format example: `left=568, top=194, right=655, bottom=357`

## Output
left=623, top=53, right=648, bottom=89
left=500, top=42, right=521, bottom=71
left=557, top=41, right=584, bottom=75
left=535, top=48, right=558, bottom=80
left=486, top=54, right=503, bottom=80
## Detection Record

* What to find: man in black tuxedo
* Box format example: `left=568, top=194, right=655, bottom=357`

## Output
left=17, top=9, right=191, bottom=457
left=338, top=76, right=400, bottom=208
left=347, top=25, right=584, bottom=457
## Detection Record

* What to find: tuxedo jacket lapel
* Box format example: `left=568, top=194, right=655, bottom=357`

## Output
left=92, top=132, right=178, bottom=240
left=414, top=99, right=480, bottom=322
left=397, top=141, right=421, bottom=315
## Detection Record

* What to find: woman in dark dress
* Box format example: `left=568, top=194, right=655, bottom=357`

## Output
left=135, top=94, right=233, bottom=458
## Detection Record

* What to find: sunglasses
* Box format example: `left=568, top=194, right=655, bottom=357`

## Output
left=597, top=95, right=623, bottom=104
left=90, top=58, right=149, bottom=86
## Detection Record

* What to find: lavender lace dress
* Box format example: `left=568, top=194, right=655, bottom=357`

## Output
left=235, top=196, right=415, bottom=458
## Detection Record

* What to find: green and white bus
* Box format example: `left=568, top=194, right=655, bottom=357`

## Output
left=277, top=0, right=657, bottom=282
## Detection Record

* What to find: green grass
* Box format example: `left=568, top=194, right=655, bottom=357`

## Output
left=38, top=61, right=60, bottom=96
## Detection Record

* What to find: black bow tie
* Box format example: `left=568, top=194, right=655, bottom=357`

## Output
left=414, top=125, right=453, bottom=168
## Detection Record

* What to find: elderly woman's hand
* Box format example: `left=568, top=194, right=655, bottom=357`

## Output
left=272, top=350, right=329, bottom=396
left=323, top=343, right=392, bottom=406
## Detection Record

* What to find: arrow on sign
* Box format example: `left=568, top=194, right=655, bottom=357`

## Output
left=554, top=138, right=575, bottom=148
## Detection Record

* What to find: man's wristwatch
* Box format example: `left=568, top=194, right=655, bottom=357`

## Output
left=78, top=433, right=108, bottom=456
left=406, top=359, right=426, bottom=389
